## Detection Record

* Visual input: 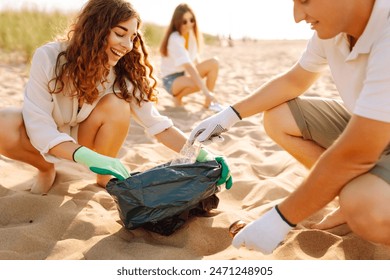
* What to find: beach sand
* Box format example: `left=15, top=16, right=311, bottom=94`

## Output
left=1, top=40, right=389, bottom=260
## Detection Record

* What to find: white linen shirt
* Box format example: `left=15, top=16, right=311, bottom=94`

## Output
left=23, top=42, right=173, bottom=163
left=160, top=30, right=198, bottom=78
left=298, top=0, right=390, bottom=123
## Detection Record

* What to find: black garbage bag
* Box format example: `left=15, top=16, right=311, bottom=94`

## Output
left=106, top=160, right=221, bottom=236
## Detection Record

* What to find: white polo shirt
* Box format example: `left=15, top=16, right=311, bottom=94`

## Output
left=23, top=42, right=173, bottom=163
left=160, top=30, right=199, bottom=78
left=299, top=0, right=390, bottom=123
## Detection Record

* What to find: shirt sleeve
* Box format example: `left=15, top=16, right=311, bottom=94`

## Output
left=22, top=45, right=75, bottom=163
left=131, top=99, right=173, bottom=136
left=299, top=33, right=328, bottom=73
left=168, top=33, right=192, bottom=67
left=354, top=26, right=390, bottom=123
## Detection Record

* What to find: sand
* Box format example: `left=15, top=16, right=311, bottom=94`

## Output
left=1, top=40, right=390, bottom=260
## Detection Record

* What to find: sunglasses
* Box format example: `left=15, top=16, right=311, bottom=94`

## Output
left=182, top=18, right=195, bottom=25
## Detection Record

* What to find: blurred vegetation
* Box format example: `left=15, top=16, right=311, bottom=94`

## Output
left=0, top=9, right=70, bottom=62
left=142, top=22, right=165, bottom=50
left=0, top=9, right=218, bottom=63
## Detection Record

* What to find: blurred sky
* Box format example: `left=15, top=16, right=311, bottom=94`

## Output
left=0, top=0, right=314, bottom=40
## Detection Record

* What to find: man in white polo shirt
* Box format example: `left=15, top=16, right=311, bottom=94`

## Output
left=189, top=0, right=390, bottom=254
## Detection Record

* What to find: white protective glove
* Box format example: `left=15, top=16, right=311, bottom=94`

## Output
left=189, top=106, right=241, bottom=145
left=232, top=206, right=295, bottom=254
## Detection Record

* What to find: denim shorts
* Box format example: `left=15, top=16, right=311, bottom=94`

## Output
left=162, top=72, right=185, bottom=95
left=287, top=96, right=390, bottom=184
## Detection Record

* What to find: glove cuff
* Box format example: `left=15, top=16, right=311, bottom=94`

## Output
left=230, top=106, right=242, bottom=120
left=268, top=206, right=295, bottom=236
left=72, top=146, right=85, bottom=162
left=275, top=205, right=297, bottom=227
left=196, top=148, right=214, bottom=162
left=73, top=146, right=98, bottom=166
left=225, top=106, right=242, bottom=126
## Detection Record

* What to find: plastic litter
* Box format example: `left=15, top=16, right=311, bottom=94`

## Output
left=208, top=102, right=225, bottom=112
left=170, top=141, right=201, bottom=166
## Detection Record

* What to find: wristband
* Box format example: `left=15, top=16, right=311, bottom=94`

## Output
left=72, top=146, right=84, bottom=162
left=230, top=106, right=242, bottom=120
left=275, top=205, right=297, bottom=227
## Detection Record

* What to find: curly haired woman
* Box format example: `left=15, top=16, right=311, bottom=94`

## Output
left=0, top=0, right=231, bottom=194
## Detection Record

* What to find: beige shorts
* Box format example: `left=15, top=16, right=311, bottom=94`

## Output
left=288, top=96, right=390, bottom=184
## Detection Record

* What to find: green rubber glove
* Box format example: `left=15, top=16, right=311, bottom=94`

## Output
left=73, top=146, right=130, bottom=180
left=196, top=148, right=233, bottom=189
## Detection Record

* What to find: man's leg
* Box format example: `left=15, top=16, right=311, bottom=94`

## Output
left=263, top=97, right=350, bottom=229
left=339, top=173, right=390, bottom=245
left=263, top=102, right=325, bottom=168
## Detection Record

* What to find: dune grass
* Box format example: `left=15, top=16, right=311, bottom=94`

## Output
left=0, top=9, right=70, bottom=62
left=0, top=9, right=217, bottom=63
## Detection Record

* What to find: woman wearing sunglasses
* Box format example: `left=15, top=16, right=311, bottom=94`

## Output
left=160, top=3, right=222, bottom=111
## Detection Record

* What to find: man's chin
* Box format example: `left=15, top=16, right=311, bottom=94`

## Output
left=316, top=31, right=340, bottom=40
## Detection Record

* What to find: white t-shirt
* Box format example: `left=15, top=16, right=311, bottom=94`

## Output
left=160, top=30, right=198, bottom=78
left=299, top=0, right=390, bottom=123
left=23, top=41, right=173, bottom=163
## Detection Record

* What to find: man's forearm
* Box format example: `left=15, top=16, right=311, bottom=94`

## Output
left=278, top=115, right=390, bottom=225
left=233, top=64, right=319, bottom=119
left=278, top=146, right=375, bottom=225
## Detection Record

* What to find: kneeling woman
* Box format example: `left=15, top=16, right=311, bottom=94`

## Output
left=160, top=3, right=222, bottom=110
left=0, top=0, right=230, bottom=194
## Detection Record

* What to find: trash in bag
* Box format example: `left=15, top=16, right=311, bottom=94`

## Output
left=106, top=160, right=222, bottom=236
left=169, top=141, right=201, bottom=166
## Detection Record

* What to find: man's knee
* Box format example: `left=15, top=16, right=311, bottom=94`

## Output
left=263, top=108, right=277, bottom=137
left=263, top=103, right=297, bottom=140
left=340, top=174, right=390, bottom=242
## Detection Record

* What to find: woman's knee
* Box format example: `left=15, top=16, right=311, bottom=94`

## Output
left=91, top=94, right=131, bottom=126
left=79, top=95, right=131, bottom=149
left=0, top=108, right=24, bottom=150
left=209, top=57, right=219, bottom=70
left=199, top=57, right=219, bottom=74
left=0, top=108, right=23, bottom=125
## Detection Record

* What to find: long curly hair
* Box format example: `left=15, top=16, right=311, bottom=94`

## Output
left=49, top=0, right=157, bottom=106
left=159, top=3, right=202, bottom=57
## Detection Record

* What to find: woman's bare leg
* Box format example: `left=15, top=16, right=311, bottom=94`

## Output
left=196, top=58, right=219, bottom=107
left=171, top=76, right=198, bottom=106
left=0, top=108, right=56, bottom=194
left=194, top=58, right=219, bottom=89
left=78, top=94, right=131, bottom=187
left=171, top=57, right=219, bottom=107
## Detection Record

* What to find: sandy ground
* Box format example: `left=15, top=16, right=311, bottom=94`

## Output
left=1, top=40, right=389, bottom=260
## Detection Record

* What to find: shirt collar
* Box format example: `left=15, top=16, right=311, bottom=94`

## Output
left=347, top=0, right=390, bottom=60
